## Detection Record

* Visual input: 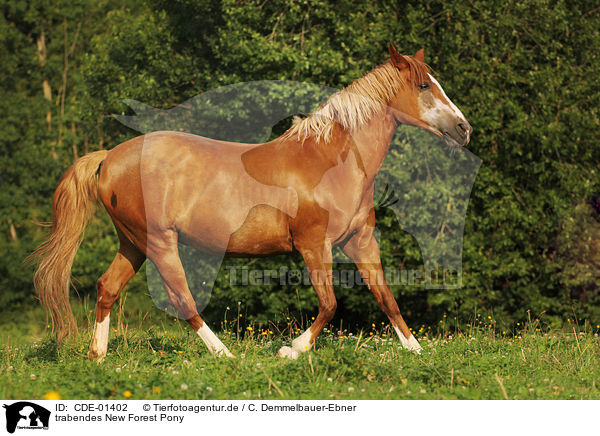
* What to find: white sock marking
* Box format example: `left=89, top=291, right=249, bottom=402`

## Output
left=291, top=329, right=313, bottom=353
left=196, top=324, right=233, bottom=357
left=277, top=346, right=300, bottom=359
left=277, top=328, right=314, bottom=359
left=89, top=314, right=110, bottom=359
left=394, top=326, right=422, bottom=354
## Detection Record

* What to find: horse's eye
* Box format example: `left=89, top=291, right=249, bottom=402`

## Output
left=418, top=82, right=431, bottom=91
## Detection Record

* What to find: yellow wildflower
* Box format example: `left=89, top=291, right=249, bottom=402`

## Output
left=42, top=391, right=61, bottom=400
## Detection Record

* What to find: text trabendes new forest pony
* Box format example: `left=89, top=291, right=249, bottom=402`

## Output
left=32, top=45, right=472, bottom=360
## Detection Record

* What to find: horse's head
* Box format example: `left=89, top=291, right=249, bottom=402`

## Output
left=388, top=44, right=472, bottom=147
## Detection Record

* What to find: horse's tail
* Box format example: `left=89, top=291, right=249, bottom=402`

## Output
left=30, top=150, right=109, bottom=344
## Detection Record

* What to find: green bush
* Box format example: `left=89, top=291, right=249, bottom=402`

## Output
left=1, top=0, right=599, bottom=330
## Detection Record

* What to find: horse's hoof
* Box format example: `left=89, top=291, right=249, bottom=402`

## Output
left=87, top=349, right=105, bottom=363
left=215, top=349, right=235, bottom=358
left=399, top=333, right=423, bottom=354
left=277, top=346, right=299, bottom=359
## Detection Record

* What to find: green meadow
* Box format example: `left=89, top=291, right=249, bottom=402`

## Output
left=1, top=295, right=598, bottom=400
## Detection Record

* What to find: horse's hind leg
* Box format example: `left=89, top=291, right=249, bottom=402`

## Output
left=147, top=231, right=233, bottom=357
left=88, top=230, right=145, bottom=361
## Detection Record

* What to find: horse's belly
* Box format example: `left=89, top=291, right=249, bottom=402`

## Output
left=227, top=204, right=293, bottom=255
left=179, top=204, right=293, bottom=256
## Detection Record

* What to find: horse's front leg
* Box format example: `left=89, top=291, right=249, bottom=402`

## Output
left=342, top=224, right=422, bottom=353
left=277, top=242, right=336, bottom=359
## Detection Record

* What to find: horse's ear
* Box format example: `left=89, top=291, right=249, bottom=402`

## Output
left=415, top=47, right=425, bottom=63
left=389, top=43, right=409, bottom=70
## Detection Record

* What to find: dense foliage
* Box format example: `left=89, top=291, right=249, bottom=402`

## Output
left=1, top=0, right=598, bottom=330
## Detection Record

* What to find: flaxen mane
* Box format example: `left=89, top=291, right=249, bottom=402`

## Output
left=285, top=57, right=431, bottom=143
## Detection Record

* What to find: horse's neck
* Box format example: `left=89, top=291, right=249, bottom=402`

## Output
left=335, top=107, right=398, bottom=180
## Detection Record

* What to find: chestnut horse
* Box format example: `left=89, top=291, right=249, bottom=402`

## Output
left=32, top=45, right=472, bottom=360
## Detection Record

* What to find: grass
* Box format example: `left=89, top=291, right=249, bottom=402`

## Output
left=1, top=297, right=599, bottom=400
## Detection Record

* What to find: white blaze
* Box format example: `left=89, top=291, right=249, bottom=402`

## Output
left=427, top=73, right=467, bottom=122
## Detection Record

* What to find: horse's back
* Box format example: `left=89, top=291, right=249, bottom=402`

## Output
left=98, top=131, right=295, bottom=255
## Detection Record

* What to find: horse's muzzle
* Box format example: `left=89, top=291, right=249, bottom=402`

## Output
left=443, top=122, right=472, bottom=147
left=456, top=121, right=473, bottom=146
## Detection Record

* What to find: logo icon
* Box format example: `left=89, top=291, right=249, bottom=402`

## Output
left=3, top=402, right=50, bottom=434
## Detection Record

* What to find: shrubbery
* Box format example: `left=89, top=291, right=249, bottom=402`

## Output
left=1, top=0, right=598, bottom=329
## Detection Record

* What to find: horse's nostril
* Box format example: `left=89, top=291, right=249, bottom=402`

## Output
left=456, top=122, right=472, bottom=138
